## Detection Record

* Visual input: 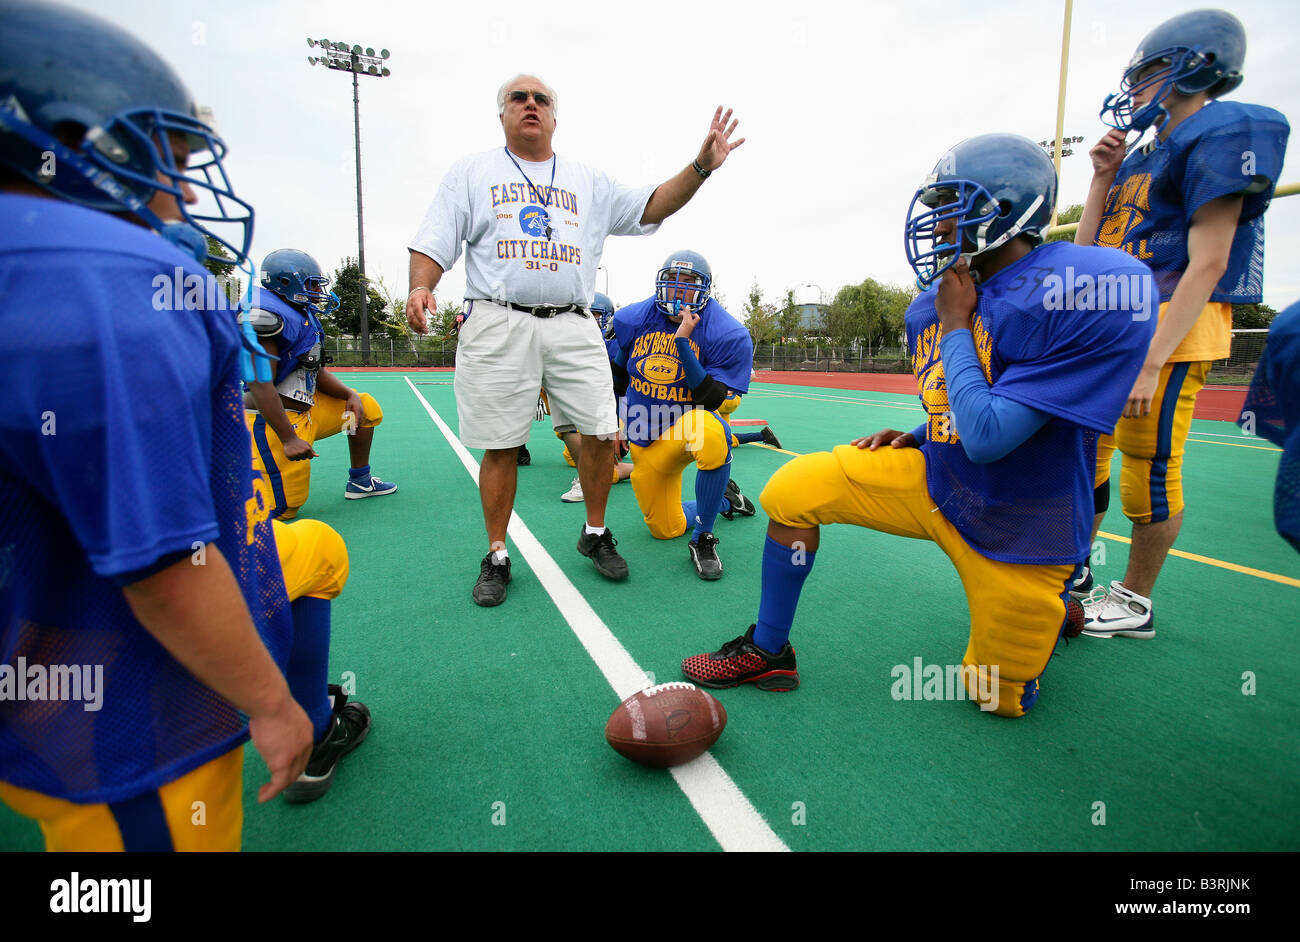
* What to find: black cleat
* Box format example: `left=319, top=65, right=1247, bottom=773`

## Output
left=689, top=532, right=723, bottom=580
left=760, top=426, right=783, bottom=449
left=517, top=444, right=531, bottom=466
left=283, top=686, right=372, bottom=803
left=473, top=552, right=512, bottom=606
left=577, top=526, right=628, bottom=580
left=719, top=478, right=756, bottom=520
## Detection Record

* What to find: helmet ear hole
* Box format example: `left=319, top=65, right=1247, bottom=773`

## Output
left=997, top=200, right=1012, bottom=218
left=51, top=120, right=88, bottom=150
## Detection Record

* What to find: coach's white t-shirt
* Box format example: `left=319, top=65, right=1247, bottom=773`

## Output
left=409, top=147, right=660, bottom=307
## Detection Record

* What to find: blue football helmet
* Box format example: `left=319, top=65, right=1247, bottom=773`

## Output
left=0, top=0, right=254, bottom=265
left=261, top=249, right=338, bottom=312
left=591, top=291, right=615, bottom=330
left=904, top=134, right=1057, bottom=290
left=1100, top=9, right=1246, bottom=133
left=655, top=250, right=712, bottom=316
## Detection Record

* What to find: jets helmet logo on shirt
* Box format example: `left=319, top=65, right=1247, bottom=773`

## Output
left=642, top=353, right=682, bottom=385
left=519, top=205, right=551, bottom=238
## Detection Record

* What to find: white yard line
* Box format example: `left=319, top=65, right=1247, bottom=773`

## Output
left=404, top=376, right=788, bottom=852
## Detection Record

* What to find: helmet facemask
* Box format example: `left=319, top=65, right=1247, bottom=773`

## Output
left=656, top=266, right=710, bottom=317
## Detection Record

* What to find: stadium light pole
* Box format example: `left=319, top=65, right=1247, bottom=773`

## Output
left=307, top=37, right=391, bottom=366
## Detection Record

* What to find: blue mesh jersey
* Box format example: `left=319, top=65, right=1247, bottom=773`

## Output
left=0, top=194, right=293, bottom=804
left=1240, top=300, right=1300, bottom=552
left=249, top=287, right=324, bottom=396
left=906, top=241, right=1156, bottom=565
left=1093, top=101, right=1290, bottom=305
left=612, top=297, right=753, bottom=447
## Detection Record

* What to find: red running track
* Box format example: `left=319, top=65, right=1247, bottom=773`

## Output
left=336, top=366, right=1247, bottom=422
left=750, top=370, right=1247, bottom=422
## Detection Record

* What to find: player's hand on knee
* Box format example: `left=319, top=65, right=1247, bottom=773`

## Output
left=853, top=429, right=918, bottom=450
left=283, top=435, right=318, bottom=461
left=248, top=695, right=314, bottom=803
left=406, top=287, right=435, bottom=335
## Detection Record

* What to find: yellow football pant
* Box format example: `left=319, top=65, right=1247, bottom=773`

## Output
left=246, top=391, right=383, bottom=520
left=0, top=518, right=348, bottom=850
left=1095, top=361, right=1209, bottom=524
left=762, top=445, right=1076, bottom=718
left=629, top=409, right=732, bottom=540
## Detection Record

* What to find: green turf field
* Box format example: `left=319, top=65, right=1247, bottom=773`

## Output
left=3, top=374, right=1297, bottom=852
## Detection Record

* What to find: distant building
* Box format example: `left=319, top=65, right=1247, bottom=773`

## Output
left=796, top=303, right=824, bottom=331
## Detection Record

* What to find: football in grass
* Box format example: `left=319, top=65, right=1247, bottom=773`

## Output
left=604, top=682, right=727, bottom=768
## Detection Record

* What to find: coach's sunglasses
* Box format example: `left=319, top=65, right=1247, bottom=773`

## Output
left=508, top=89, right=552, bottom=107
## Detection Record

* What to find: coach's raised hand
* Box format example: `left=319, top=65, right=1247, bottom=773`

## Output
left=696, top=106, right=746, bottom=173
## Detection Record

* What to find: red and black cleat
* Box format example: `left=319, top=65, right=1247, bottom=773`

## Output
left=682, top=625, right=799, bottom=691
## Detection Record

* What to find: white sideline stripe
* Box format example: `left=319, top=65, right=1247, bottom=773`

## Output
left=403, top=376, right=788, bottom=853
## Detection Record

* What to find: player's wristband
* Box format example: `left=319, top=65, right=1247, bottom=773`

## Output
left=691, top=159, right=711, bottom=180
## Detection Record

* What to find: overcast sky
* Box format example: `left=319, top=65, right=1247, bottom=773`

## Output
left=66, top=0, right=1300, bottom=313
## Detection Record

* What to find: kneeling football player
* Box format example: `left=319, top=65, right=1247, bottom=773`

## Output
left=0, top=1, right=370, bottom=850
left=244, top=248, right=396, bottom=520
left=682, top=135, right=1156, bottom=715
left=608, top=252, right=757, bottom=580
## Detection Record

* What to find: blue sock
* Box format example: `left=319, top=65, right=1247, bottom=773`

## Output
left=692, top=463, right=731, bottom=541
left=753, top=535, right=816, bottom=653
left=286, top=596, right=333, bottom=739
left=349, top=464, right=370, bottom=481
left=734, top=430, right=764, bottom=444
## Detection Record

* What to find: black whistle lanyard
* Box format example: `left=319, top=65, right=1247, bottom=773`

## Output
left=504, top=147, right=556, bottom=240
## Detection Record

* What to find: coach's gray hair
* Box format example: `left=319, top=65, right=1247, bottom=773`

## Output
left=497, top=73, right=558, bottom=116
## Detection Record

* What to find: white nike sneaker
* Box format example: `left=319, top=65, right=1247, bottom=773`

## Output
left=560, top=476, right=584, bottom=503
left=1081, top=581, right=1155, bottom=639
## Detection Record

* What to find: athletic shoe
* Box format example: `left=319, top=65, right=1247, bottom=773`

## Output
left=1068, top=564, right=1094, bottom=600
left=1081, top=580, right=1155, bottom=639
left=719, top=478, right=756, bottom=520
left=345, top=474, right=397, bottom=499
left=282, top=686, right=372, bottom=804
left=681, top=625, right=799, bottom=691
left=560, top=476, right=584, bottom=503
left=577, top=526, right=628, bottom=580
left=517, top=444, right=531, bottom=466
left=689, top=532, right=723, bottom=580
left=760, top=426, right=783, bottom=449
left=472, top=552, right=511, bottom=607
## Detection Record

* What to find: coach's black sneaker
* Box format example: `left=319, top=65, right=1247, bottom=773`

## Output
left=719, top=478, right=756, bottom=520
left=760, top=426, right=783, bottom=449
left=689, top=532, right=723, bottom=580
left=577, top=526, right=628, bottom=581
left=517, top=444, right=531, bottom=466
left=473, top=552, right=512, bottom=606
left=283, top=686, right=372, bottom=803
left=681, top=625, right=799, bottom=691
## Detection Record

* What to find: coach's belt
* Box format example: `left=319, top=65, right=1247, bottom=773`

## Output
left=472, top=300, right=588, bottom=318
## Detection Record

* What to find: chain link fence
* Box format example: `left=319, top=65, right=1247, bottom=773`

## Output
left=752, top=343, right=910, bottom=373
left=324, top=333, right=457, bottom=367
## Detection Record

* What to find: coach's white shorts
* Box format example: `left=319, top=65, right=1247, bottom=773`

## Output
left=454, top=300, right=617, bottom=448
